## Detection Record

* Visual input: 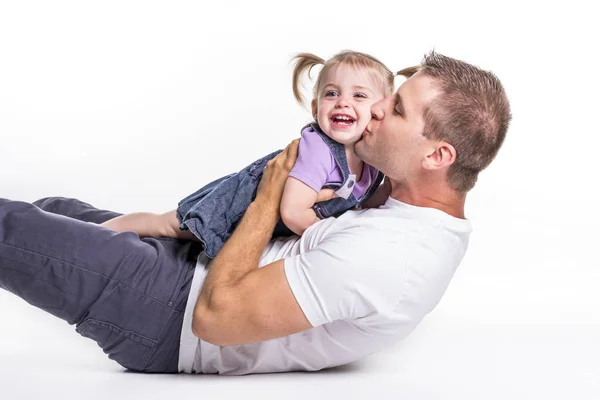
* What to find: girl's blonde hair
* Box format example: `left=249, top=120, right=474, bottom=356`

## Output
left=292, top=50, right=395, bottom=108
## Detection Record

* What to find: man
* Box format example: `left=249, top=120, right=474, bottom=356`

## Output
left=0, top=51, right=510, bottom=375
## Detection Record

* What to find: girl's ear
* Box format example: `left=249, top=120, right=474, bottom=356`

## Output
left=311, top=99, right=317, bottom=119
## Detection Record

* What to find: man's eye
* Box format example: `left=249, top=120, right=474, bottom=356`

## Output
left=325, top=91, right=338, bottom=97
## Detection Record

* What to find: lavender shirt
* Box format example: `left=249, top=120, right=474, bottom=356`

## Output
left=288, top=126, right=379, bottom=200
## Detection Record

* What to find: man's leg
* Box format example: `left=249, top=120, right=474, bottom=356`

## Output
left=32, top=196, right=122, bottom=223
left=0, top=198, right=201, bottom=372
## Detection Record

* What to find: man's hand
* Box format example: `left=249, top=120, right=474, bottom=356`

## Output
left=255, top=139, right=300, bottom=210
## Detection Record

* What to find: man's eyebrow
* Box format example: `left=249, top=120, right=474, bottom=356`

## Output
left=395, top=93, right=406, bottom=116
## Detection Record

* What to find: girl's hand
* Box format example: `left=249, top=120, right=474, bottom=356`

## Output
left=315, top=188, right=338, bottom=203
left=256, top=139, right=300, bottom=209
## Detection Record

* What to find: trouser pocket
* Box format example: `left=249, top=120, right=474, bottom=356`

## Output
left=76, top=318, right=156, bottom=371
left=75, top=281, right=173, bottom=371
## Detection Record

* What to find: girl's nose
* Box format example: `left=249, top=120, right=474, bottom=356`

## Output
left=335, top=95, right=349, bottom=108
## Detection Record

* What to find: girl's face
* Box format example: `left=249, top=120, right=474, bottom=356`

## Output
left=312, top=64, right=386, bottom=146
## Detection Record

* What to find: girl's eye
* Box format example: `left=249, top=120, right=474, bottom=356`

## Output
left=325, top=91, right=338, bottom=97
left=355, top=93, right=367, bottom=99
left=393, top=108, right=402, bottom=116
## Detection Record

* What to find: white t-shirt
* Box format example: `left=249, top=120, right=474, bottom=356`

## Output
left=178, top=197, right=472, bottom=375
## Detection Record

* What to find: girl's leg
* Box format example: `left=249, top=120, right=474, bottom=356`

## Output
left=35, top=197, right=197, bottom=240
left=100, top=210, right=197, bottom=240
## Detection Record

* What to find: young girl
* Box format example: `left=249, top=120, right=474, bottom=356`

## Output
left=101, top=50, right=395, bottom=259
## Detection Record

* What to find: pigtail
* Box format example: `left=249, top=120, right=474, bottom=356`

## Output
left=291, top=53, right=325, bottom=107
left=396, top=65, right=421, bottom=78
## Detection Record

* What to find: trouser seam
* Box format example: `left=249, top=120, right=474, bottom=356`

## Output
left=0, top=241, right=185, bottom=313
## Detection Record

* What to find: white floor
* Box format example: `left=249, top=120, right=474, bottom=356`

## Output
left=2, top=289, right=599, bottom=400
left=2, top=216, right=598, bottom=399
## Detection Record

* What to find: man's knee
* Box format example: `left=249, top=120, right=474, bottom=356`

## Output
left=33, top=196, right=90, bottom=213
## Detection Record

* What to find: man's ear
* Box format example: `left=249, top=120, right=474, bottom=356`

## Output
left=311, top=99, right=318, bottom=119
left=423, top=141, right=456, bottom=170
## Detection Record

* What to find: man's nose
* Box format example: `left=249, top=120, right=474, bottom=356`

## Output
left=371, top=99, right=385, bottom=120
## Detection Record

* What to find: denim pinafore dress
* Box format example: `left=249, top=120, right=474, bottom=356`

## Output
left=176, top=123, right=384, bottom=258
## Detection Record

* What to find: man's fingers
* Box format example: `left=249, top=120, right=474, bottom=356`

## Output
left=256, top=140, right=299, bottom=204
left=286, top=138, right=300, bottom=157
left=264, top=139, right=300, bottom=174
left=283, top=139, right=300, bottom=170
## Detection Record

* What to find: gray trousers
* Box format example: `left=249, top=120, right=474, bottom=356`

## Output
left=0, top=197, right=202, bottom=372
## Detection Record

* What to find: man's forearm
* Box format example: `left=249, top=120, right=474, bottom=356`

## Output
left=191, top=139, right=300, bottom=343
left=196, top=197, right=279, bottom=309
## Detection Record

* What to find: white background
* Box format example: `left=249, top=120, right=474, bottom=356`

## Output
left=1, top=1, right=599, bottom=399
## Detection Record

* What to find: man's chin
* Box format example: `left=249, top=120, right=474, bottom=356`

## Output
left=355, top=133, right=366, bottom=145
left=353, top=140, right=366, bottom=159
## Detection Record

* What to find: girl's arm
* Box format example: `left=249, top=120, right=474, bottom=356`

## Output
left=100, top=209, right=196, bottom=240
left=279, top=177, right=321, bottom=236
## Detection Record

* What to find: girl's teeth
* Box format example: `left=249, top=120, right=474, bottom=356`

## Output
left=333, top=116, right=354, bottom=124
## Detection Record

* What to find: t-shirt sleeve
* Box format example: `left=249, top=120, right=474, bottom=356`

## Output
left=288, top=130, right=335, bottom=193
left=283, top=232, right=408, bottom=327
